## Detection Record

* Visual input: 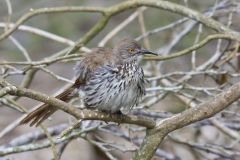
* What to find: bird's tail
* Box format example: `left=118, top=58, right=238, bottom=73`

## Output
left=20, top=83, right=78, bottom=127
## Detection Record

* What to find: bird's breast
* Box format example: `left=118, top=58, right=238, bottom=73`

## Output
left=82, top=63, right=145, bottom=113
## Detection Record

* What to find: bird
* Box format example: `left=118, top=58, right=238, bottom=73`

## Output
left=20, top=38, right=157, bottom=126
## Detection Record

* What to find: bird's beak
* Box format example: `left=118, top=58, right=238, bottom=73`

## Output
left=139, top=49, right=158, bottom=55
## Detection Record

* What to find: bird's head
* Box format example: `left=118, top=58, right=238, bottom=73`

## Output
left=113, top=38, right=157, bottom=63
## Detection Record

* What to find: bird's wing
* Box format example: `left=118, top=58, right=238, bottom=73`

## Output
left=74, top=47, right=114, bottom=81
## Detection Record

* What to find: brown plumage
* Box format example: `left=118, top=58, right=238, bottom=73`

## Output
left=20, top=38, right=157, bottom=127
left=21, top=48, right=113, bottom=126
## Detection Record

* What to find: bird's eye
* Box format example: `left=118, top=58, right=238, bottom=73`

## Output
left=128, top=48, right=135, bottom=53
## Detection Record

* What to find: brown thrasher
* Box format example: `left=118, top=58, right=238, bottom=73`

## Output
left=20, top=38, right=157, bottom=126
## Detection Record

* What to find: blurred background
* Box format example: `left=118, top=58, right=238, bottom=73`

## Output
left=1, top=0, right=240, bottom=159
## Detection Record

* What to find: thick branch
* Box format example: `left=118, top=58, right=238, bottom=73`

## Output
left=69, top=0, right=240, bottom=54
left=0, top=79, right=155, bottom=128
left=134, top=80, right=240, bottom=160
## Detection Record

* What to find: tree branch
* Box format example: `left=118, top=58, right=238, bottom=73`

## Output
left=0, top=79, right=155, bottom=129
left=134, top=79, right=240, bottom=160
left=1, top=0, right=239, bottom=53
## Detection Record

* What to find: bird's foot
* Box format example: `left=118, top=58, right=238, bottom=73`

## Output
left=113, top=110, right=125, bottom=126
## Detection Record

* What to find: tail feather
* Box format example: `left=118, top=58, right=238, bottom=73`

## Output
left=20, top=103, right=56, bottom=127
left=34, top=109, right=57, bottom=126
left=20, top=82, right=81, bottom=127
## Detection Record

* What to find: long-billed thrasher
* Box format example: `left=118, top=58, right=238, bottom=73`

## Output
left=20, top=38, right=157, bottom=126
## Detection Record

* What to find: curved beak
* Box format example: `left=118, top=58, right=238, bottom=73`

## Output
left=139, top=49, right=158, bottom=55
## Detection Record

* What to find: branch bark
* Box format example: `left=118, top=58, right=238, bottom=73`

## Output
left=0, top=79, right=155, bottom=129
left=133, top=79, right=240, bottom=160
